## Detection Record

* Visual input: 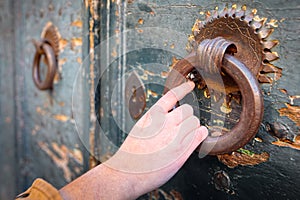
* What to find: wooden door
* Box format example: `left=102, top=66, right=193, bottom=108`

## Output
left=95, top=0, right=300, bottom=199
left=1, top=0, right=299, bottom=199
left=0, top=0, right=91, bottom=199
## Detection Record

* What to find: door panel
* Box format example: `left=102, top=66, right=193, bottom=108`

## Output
left=95, top=0, right=300, bottom=199
left=12, top=0, right=89, bottom=194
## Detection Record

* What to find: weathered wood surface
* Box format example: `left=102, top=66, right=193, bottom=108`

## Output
left=0, top=1, right=16, bottom=199
left=0, top=0, right=90, bottom=197
left=96, top=0, right=300, bottom=199
left=0, top=0, right=299, bottom=199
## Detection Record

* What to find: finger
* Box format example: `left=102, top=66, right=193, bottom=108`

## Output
left=172, top=126, right=208, bottom=168
left=166, top=104, right=194, bottom=125
left=155, top=81, right=195, bottom=113
left=175, top=115, right=200, bottom=137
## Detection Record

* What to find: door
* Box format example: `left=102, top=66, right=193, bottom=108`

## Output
left=0, top=0, right=91, bottom=199
left=0, top=0, right=299, bottom=199
left=94, top=0, right=300, bottom=199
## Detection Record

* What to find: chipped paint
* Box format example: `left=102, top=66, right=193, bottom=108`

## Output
left=38, top=142, right=83, bottom=182
left=289, top=95, right=300, bottom=105
left=217, top=151, right=270, bottom=168
left=53, top=114, right=69, bottom=122
left=59, top=38, right=68, bottom=52
left=71, top=37, right=83, bottom=49
left=88, top=0, right=98, bottom=169
left=71, top=19, right=83, bottom=28
left=147, top=89, right=158, bottom=98
left=272, top=135, right=300, bottom=151
left=76, top=57, right=82, bottom=64
left=148, top=189, right=183, bottom=200
left=138, top=18, right=144, bottom=24
left=161, top=71, right=169, bottom=78
left=58, top=101, right=65, bottom=107
left=279, top=103, right=300, bottom=126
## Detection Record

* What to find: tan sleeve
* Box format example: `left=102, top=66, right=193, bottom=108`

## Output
left=15, top=178, right=63, bottom=200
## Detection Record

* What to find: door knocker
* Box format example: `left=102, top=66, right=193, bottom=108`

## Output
left=163, top=5, right=280, bottom=155
left=32, top=23, right=59, bottom=90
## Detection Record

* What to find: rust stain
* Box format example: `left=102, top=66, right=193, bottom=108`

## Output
left=217, top=151, right=270, bottom=168
left=71, top=20, right=83, bottom=28
left=59, top=38, right=68, bottom=52
left=170, top=43, right=175, bottom=49
left=279, top=103, right=300, bottom=126
left=38, top=142, right=83, bottom=182
left=272, top=135, right=300, bottom=151
left=53, top=114, right=69, bottom=122
left=71, top=38, right=83, bottom=49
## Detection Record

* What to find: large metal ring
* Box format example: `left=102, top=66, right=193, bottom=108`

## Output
left=164, top=37, right=264, bottom=155
left=32, top=41, right=57, bottom=90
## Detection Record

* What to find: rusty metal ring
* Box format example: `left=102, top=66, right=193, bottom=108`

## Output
left=32, top=41, right=57, bottom=90
left=164, top=37, right=264, bottom=155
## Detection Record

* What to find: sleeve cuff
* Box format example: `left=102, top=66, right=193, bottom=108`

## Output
left=16, top=178, right=63, bottom=200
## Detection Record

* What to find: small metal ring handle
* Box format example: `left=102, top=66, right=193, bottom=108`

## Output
left=32, top=41, right=57, bottom=90
left=164, top=37, right=264, bottom=155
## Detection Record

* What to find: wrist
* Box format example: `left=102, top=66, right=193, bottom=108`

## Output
left=99, top=163, right=140, bottom=200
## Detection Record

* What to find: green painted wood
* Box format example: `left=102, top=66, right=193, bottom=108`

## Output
left=95, top=0, right=300, bottom=199
left=0, top=1, right=16, bottom=199
left=11, top=0, right=90, bottom=195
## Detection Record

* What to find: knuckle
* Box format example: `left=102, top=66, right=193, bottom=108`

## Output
left=189, top=116, right=200, bottom=126
left=182, top=104, right=193, bottom=114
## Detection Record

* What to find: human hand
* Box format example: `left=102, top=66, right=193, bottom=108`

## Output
left=104, top=81, right=208, bottom=198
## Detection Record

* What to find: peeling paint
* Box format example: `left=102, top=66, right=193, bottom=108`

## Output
left=217, top=151, right=270, bottom=168
left=161, top=71, right=169, bottom=78
left=148, top=189, right=183, bottom=200
left=71, top=19, right=83, bottom=28
left=147, top=89, right=158, bottom=98
left=272, top=135, right=300, bottom=151
left=53, top=114, right=69, bottom=122
left=59, top=38, right=68, bottom=52
left=38, top=142, right=83, bottom=182
left=71, top=37, right=83, bottom=49
left=138, top=18, right=144, bottom=24
left=76, top=57, right=82, bottom=64
left=279, top=103, right=300, bottom=126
